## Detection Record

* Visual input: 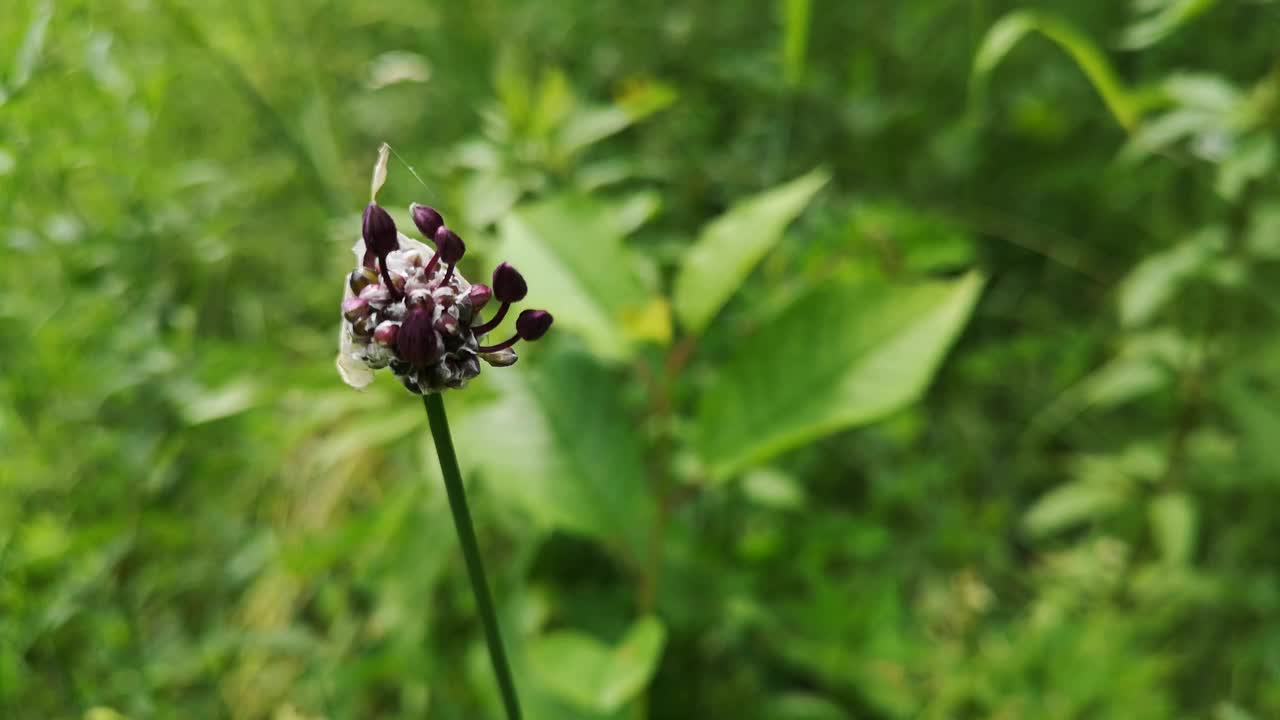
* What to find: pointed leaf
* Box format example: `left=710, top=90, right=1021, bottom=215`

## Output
left=495, top=195, right=660, bottom=361
left=673, top=168, right=829, bottom=334
left=456, top=351, right=654, bottom=557
left=696, top=272, right=984, bottom=479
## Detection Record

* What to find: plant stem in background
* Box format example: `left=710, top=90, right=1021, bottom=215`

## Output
left=423, top=393, right=523, bottom=720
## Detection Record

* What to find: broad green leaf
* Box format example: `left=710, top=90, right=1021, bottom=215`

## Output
left=495, top=194, right=661, bottom=360
left=456, top=351, right=654, bottom=556
left=527, top=615, right=666, bottom=715
left=1149, top=492, right=1196, bottom=566
left=696, top=271, right=984, bottom=479
left=673, top=168, right=829, bottom=334
left=1023, top=480, right=1130, bottom=537
left=972, top=10, right=1139, bottom=130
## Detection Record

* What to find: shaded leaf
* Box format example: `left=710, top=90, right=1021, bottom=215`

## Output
left=456, top=351, right=653, bottom=556
left=696, top=272, right=984, bottom=479
left=673, top=168, right=829, bottom=334
left=1149, top=492, right=1196, bottom=565
left=971, top=10, right=1139, bottom=130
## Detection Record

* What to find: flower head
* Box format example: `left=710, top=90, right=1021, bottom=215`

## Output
left=337, top=148, right=553, bottom=393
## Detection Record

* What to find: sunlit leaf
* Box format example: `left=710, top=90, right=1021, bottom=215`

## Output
left=527, top=615, right=666, bottom=714
left=696, top=271, right=984, bottom=479
left=673, top=168, right=830, bottom=335
left=1121, top=0, right=1217, bottom=50
left=1023, top=479, right=1130, bottom=537
left=495, top=194, right=662, bottom=360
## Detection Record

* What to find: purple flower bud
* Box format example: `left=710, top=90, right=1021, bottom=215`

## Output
left=362, top=202, right=399, bottom=259
left=480, top=348, right=519, bottom=367
left=435, top=313, right=460, bottom=336
left=435, top=227, right=466, bottom=264
left=468, top=284, right=492, bottom=311
left=374, top=321, right=399, bottom=347
left=492, top=262, right=527, bottom=303
left=516, top=309, right=553, bottom=341
left=410, top=203, right=444, bottom=240
left=359, top=283, right=392, bottom=309
left=342, top=296, right=371, bottom=322
left=396, top=306, right=441, bottom=366
left=349, top=267, right=378, bottom=294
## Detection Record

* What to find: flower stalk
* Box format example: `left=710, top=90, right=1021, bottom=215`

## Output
left=423, top=393, right=523, bottom=720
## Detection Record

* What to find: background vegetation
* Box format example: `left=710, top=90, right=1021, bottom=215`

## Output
left=4, top=0, right=1280, bottom=718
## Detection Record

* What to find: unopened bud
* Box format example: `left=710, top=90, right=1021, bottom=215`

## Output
left=349, top=267, right=378, bottom=294
left=396, top=306, right=442, bottom=366
left=492, top=262, right=527, bottom=303
left=516, top=309, right=553, bottom=341
left=411, top=203, right=444, bottom=240
left=468, top=284, right=492, bottom=312
left=374, top=321, right=399, bottom=347
left=359, top=283, right=392, bottom=309
left=435, top=227, right=466, bottom=264
left=480, top=348, right=519, bottom=367
left=362, top=202, right=399, bottom=258
left=342, top=296, right=371, bottom=322
left=435, top=313, right=460, bottom=336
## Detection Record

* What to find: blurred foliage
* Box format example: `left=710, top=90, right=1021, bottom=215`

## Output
left=3, top=0, right=1280, bottom=718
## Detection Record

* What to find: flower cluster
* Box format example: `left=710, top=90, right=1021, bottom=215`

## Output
left=337, top=167, right=552, bottom=393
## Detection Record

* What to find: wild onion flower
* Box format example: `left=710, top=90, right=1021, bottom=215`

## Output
left=338, top=145, right=539, bottom=720
left=337, top=147, right=552, bottom=394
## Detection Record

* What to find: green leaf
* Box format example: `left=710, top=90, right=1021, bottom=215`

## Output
left=673, top=168, right=829, bottom=335
left=1120, top=0, right=1217, bottom=50
left=780, top=0, right=812, bottom=86
left=1023, top=479, right=1130, bottom=538
left=495, top=194, right=661, bottom=361
left=456, top=351, right=654, bottom=557
left=1117, top=228, right=1224, bottom=327
left=696, top=271, right=984, bottom=479
left=527, top=616, right=666, bottom=715
left=1149, top=492, right=1196, bottom=566
left=971, top=10, right=1139, bottom=131
left=10, top=0, right=54, bottom=92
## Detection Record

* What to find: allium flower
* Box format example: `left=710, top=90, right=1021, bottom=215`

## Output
left=337, top=145, right=552, bottom=393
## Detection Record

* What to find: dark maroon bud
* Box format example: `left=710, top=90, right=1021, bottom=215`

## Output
left=468, top=284, right=492, bottom=311
left=349, top=267, right=378, bottom=294
left=396, top=306, right=441, bottom=366
left=435, top=227, right=466, bottom=264
left=516, top=309, right=553, bottom=341
left=374, top=321, right=399, bottom=347
left=362, top=202, right=399, bottom=259
left=410, top=203, right=444, bottom=240
left=342, top=296, right=371, bottom=322
left=491, top=262, right=527, bottom=303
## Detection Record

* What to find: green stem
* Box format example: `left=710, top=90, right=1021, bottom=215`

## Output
left=423, top=393, right=523, bottom=720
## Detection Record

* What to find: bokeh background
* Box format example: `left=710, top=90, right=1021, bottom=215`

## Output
left=4, top=1, right=1280, bottom=718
